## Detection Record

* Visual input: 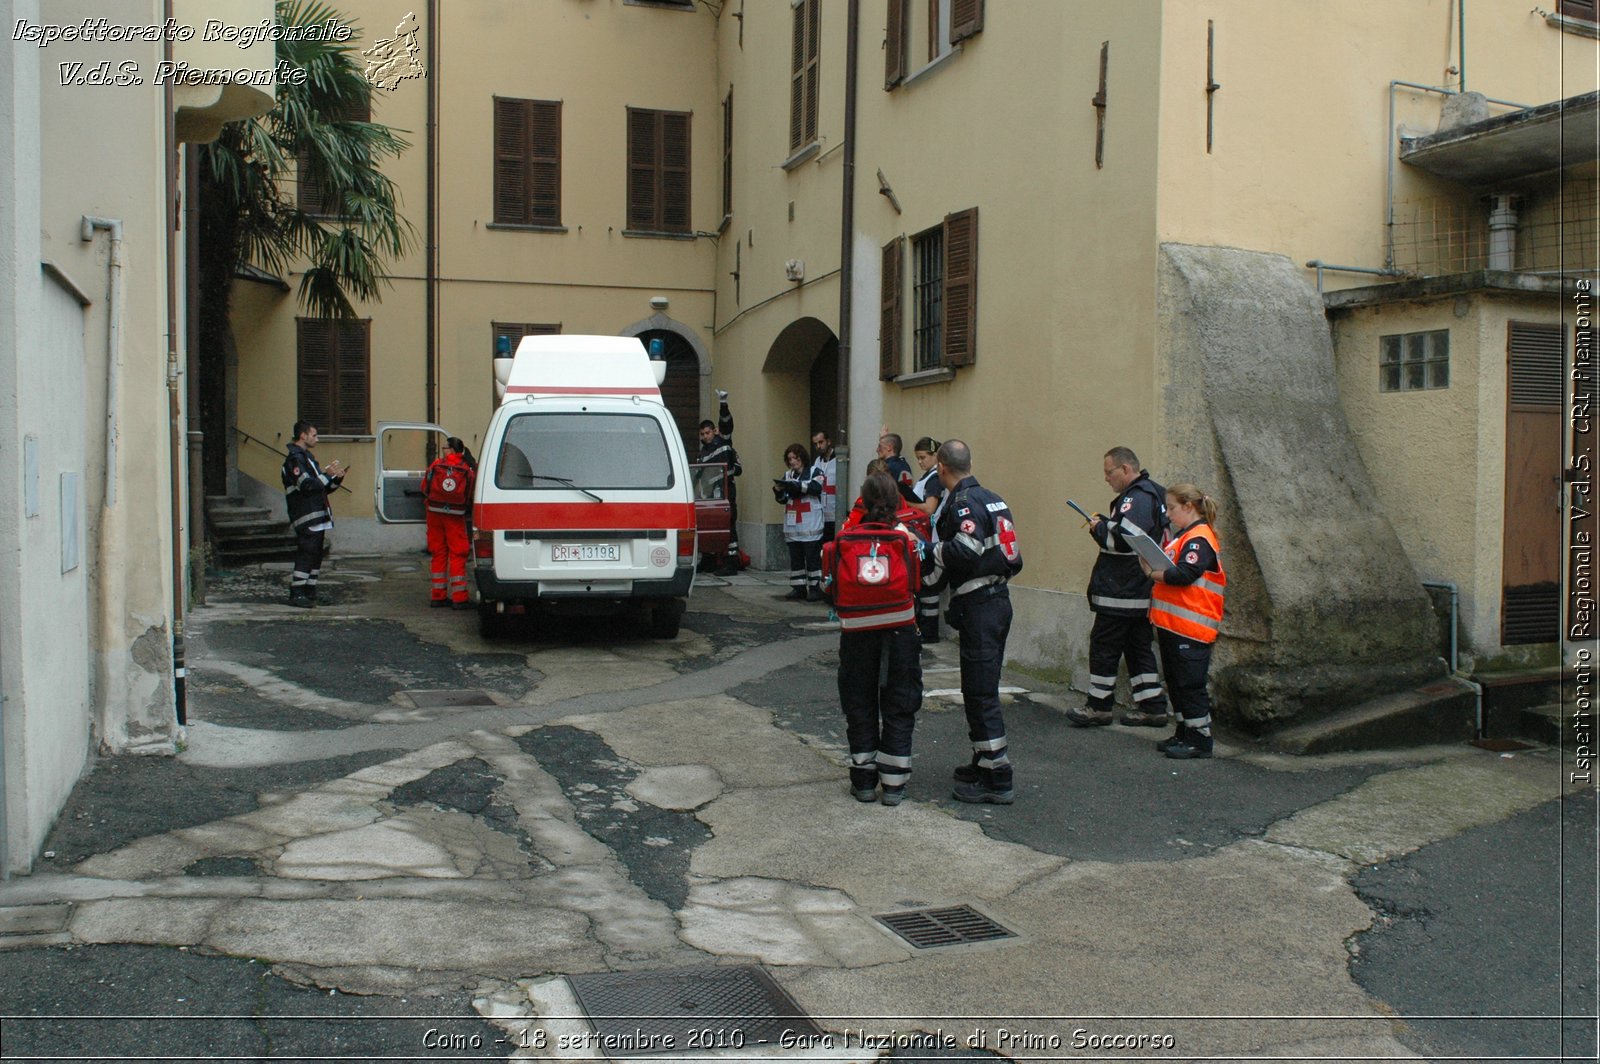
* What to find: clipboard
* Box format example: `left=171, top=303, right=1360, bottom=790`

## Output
left=1123, top=528, right=1173, bottom=572
left=1065, top=499, right=1097, bottom=524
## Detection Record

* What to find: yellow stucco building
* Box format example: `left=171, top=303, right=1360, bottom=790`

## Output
left=226, top=0, right=1596, bottom=734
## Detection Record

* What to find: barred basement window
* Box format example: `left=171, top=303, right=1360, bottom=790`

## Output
left=1380, top=329, right=1449, bottom=392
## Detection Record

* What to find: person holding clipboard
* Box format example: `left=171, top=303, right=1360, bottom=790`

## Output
left=1144, top=483, right=1227, bottom=760
left=1065, top=448, right=1171, bottom=728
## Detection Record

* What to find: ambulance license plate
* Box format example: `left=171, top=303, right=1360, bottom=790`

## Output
left=552, top=543, right=620, bottom=563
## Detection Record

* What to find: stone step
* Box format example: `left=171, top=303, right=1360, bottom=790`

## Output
left=207, top=506, right=274, bottom=523
left=215, top=544, right=299, bottom=566
left=209, top=513, right=283, bottom=529
left=204, top=494, right=245, bottom=507
left=1504, top=702, right=1581, bottom=747
left=1471, top=666, right=1564, bottom=713
left=1262, top=676, right=1479, bottom=754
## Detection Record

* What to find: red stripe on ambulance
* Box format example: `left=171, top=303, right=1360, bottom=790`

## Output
left=474, top=501, right=696, bottom=531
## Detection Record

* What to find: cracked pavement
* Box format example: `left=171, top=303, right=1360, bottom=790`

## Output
left=0, top=555, right=1593, bottom=1061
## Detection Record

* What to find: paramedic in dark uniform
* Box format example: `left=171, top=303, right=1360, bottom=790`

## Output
left=928, top=439, right=1023, bottom=804
left=1067, top=446, right=1172, bottom=727
left=910, top=436, right=944, bottom=644
left=697, top=390, right=742, bottom=575
left=281, top=421, right=346, bottom=608
left=878, top=431, right=917, bottom=499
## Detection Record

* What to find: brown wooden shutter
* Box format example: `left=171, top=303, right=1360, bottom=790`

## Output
left=951, top=0, right=984, bottom=42
left=334, top=320, right=371, bottom=435
left=942, top=207, right=978, bottom=367
left=627, top=108, right=659, bottom=230
left=880, top=236, right=903, bottom=380
left=789, top=3, right=806, bottom=151
left=885, top=0, right=906, bottom=88
left=1559, top=0, right=1597, bottom=21
left=494, top=97, right=529, bottom=225
left=661, top=112, right=691, bottom=233
left=527, top=100, right=562, bottom=226
left=804, top=0, right=820, bottom=145
left=297, top=319, right=333, bottom=428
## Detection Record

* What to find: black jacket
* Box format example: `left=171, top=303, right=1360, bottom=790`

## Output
left=932, top=476, right=1023, bottom=598
left=1087, top=471, right=1167, bottom=615
left=281, top=443, right=343, bottom=533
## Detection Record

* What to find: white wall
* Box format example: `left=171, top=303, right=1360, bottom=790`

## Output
left=0, top=0, right=95, bottom=876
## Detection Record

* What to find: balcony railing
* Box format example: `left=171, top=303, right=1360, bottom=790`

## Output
left=1391, top=179, right=1598, bottom=276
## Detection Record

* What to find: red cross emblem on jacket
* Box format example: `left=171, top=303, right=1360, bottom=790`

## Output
left=997, top=516, right=1019, bottom=561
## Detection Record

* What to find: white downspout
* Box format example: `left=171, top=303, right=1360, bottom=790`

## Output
left=81, top=216, right=123, bottom=508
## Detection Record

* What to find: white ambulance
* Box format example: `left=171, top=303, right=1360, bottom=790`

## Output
left=374, top=335, right=698, bottom=638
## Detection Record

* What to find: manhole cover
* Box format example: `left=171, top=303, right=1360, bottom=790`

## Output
left=1471, top=737, right=1535, bottom=752
left=875, top=904, right=1016, bottom=948
left=566, top=964, right=822, bottom=1057
left=403, top=689, right=496, bottom=708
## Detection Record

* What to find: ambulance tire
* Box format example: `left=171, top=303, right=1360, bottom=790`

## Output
left=646, top=599, right=684, bottom=640
left=478, top=603, right=507, bottom=640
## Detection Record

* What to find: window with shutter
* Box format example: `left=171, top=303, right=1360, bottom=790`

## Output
left=297, top=318, right=371, bottom=435
left=1558, top=0, right=1596, bottom=22
left=950, top=0, right=984, bottom=41
left=298, top=97, right=371, bottom=216
left=626, top=107, right=692, bottom=234
left=880, top=236, right=903, bottom=380
left=941, top=207, right=978, bottom=367
left=885, top=0, right=906, bottom=88
left=493, top=97, right=562, bottom=227
left=790, top=0, right=820, bottom=153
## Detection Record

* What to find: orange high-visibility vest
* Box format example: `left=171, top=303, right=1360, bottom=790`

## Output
left=1150, top=523, right=1225, bottom=643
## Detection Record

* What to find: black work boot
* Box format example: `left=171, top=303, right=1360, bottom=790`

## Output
left=953, top=766, right=1014, bottom=805
left=1156, top=724, right=1189, bottom=754
left=287, top=589, right=313, bottom=609
left=952, top=754, right=982, bottom=784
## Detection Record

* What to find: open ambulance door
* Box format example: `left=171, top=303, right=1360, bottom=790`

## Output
left=374, top=421, right=451, bottom=523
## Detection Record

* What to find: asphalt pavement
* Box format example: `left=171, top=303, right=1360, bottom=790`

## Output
left=0, top=554, right=1593, bottom=1062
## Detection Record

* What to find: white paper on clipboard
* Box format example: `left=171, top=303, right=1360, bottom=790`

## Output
left=1124, top=529, right=1173, bottom=572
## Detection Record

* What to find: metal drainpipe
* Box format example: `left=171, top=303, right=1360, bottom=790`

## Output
left=425, top=0, right=439, bottom=431
left=185, top=148, right=205, bottom=607
left=835, top=0, right=859, bottom=491
left=1421, top=579, right=1482, bottom=737
left=164, top=0, right=186, bottom=726
left=1457, top=0, right=1466, bottom=93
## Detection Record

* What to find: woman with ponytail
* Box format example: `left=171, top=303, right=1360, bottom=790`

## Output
left=1144, top=483, right=1225, bottom=760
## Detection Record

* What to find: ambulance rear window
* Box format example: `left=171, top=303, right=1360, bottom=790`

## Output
left=494, top=412, right=675, bottom=490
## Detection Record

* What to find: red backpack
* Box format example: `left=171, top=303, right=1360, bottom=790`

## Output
left=822, top=525, right=921, bottom=631
left=425, top=456, right=473, bottom=508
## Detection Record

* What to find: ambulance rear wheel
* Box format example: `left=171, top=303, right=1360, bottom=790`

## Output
left=478, top=603, right=506, bottom=640
left=646, top=599, right=684, bottom=639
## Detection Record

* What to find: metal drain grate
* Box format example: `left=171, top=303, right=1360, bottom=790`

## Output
left=402, top=689, right=496, bottom=708
left=875, top=904, right=1016, bottom=948
left=566, top=964, right=822, bottom=1058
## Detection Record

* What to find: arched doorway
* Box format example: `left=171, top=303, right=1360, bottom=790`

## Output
left=636, top=328, right=701, bottom=454
left=763, top=317, right=841, bottom=443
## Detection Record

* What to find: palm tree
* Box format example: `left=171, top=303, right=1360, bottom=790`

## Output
left=196, top=0, right=413, bottom=494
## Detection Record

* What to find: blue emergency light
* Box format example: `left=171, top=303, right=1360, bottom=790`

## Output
left=648, top=337, right=665, bottom=360
left=496, top=335, right=512, bottom=357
